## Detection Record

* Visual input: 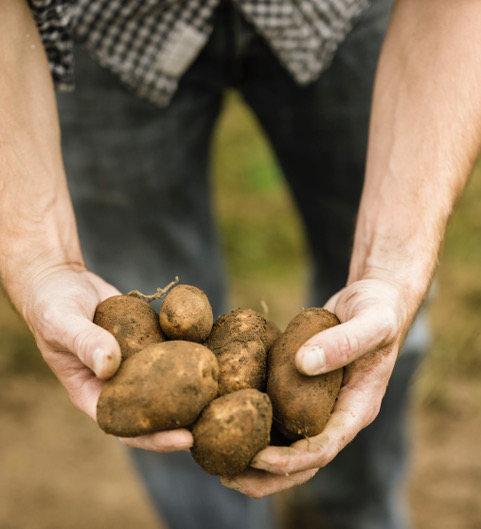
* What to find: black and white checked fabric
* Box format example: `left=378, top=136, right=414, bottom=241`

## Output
left=28, top=0, right=370, bottom=107
left=27, top=0, right=77, bottom=90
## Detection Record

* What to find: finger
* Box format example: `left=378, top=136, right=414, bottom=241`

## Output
left=40, top=305, right=122, bottom=379
left=250, top=411, right=356, bottom=476
left=45, top=352, right=105, bottom=420
left=251, top=353, right=396, bottom=475
left=296, top=308, right=397, bottom=375
left=119, top=429, right=194, bottom=453
left=73, top=372, right=104, bottom=420
left=221, top=467, right=318, bottom=499
left=69, top=315, right=122, bottom=379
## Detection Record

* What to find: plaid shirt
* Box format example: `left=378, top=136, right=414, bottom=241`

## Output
left=28, top=0, right=370, bottom=107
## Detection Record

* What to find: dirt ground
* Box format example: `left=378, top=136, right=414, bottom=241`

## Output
left=1, top=301, right=480, bottom=529
left=408, top=372, right=481, bottom=529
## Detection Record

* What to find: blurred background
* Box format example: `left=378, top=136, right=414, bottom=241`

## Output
left=1, top=92, right=480, bottom=528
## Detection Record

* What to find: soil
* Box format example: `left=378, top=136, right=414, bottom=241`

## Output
left=408, top=373, right=481, bottom=529
left=1, top=298, right=480, bottom=528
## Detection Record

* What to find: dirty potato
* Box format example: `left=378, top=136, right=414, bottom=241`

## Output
left=94, top=294, right=165, bottom=361
left=205, top=308, right=268, bottom=395
left=267, top=307, right=343, bottom=440
left=265, top=319, right=282, bottom=351
left=191, top=388, right=272, bottom=476
left=159, top=284, right=213, bottom=342
left=97, top=341, right=219, bottom=437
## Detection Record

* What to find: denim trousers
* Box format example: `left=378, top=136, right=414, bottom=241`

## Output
left=57, top=1, right=429, bottom=528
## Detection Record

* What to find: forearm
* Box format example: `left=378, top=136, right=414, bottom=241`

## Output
left=0, top=0, right=83, bottom=308
left=350, top=0, right=481, bottom=314
left=223, top=0, right=481, bottom=498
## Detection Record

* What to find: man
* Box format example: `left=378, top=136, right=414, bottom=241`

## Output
left=1, top=0, right=480, bottom=528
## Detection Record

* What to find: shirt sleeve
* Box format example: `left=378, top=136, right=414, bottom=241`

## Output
left=27, top=0, right=76, bottom=91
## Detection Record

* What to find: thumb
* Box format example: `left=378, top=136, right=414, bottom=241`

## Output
left=62, top=314, right=122, bottom=379
left=295, top=309, right=397, bottom=375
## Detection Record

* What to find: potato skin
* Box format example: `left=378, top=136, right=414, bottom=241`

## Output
left=267, top=308, right=343, bottom=440
left=265, top=319, right=282, bottom=351
left=159, top=285, right=213, bottom=342
left=191, top=389, right=272, bottom=476
left=205, top=309, right=268, bottom=395
left=97, top=341, right=219, bottom=437
left=94, top=295, right=164, bottom=361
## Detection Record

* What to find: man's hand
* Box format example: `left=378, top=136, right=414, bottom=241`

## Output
left=0, top=1, right=193, bottom=454
left=223, top=0, right=481, bottom=498
left=18, top=265, right=193, bottom=453
left=221, top=279, right=403, bottom=498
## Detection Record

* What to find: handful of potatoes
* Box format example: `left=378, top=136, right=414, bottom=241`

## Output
left=94, top=281, right=344, bottom=476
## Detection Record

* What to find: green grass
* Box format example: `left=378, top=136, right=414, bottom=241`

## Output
left=211, top=92, right=308, bottom=326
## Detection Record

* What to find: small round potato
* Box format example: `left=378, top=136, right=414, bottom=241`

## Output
left=97, top=341, right=219, bottom=437
left=159, top=284, right=213, bottom=342
left=94, top=294, right=164, bottom=361
left=191, top=389, right=272, bottom=476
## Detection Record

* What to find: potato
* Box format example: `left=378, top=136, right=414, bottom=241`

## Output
left=94, top=294, right=165, bottom=361
left=191, top=389, right=272, bottom=476
left=267, top=308, right=343, bottom=440
left=159, top=284, right=213, bottom=342
left=265, top=319, right=282, bottom=351
left=205, top=308, right=268, bottom=395
left=97, top=341, right=219, bottom=437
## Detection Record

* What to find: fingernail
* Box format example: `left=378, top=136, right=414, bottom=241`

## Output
left=250, top=458, right=272, bottom=472
left=93, top=348, right=105, bottom=376
left=300, top=346, right=326, bottom=375
left=173, top=443, right=192, bottom=452
left=172, top=437, right=193, bottom=451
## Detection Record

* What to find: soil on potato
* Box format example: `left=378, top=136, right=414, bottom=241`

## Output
left=1, top=294, right=480, bottom=529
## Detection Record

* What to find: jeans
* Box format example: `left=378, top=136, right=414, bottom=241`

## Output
left=57, top=1, right=428, bottom=528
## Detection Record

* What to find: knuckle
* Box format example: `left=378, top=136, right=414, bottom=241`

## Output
left=282, top=460, right=302, bottom=476
left=246, top=489, right=266, bottom=500
left=305, top=433, right=327, bottom=454
left=337, top=333, right=359, bottom=365
left=363, top=400, right=382, bottom=429
left=335, top=432, right=350, bottom=454
left=377, top=309, right=398, bottom=346
left=72, top=328, right=92, bottom=363
left=37, top=304, right=64, bottom=346
left=321, top=430, right=350, bottom=465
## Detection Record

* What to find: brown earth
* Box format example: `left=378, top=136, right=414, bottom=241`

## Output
left=1, top=294, right=480, bottom=529
left=408, top=372, right=481, bottom=529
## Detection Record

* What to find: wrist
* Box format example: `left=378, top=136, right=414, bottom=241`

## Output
left=0, top=211, right=85, bottom=314
left=347, top=235, right=436, bottom=322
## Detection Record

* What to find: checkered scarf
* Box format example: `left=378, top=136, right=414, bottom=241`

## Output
left=28, top=0, right=370, bottom=107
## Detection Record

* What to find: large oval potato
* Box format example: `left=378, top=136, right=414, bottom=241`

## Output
left=94, top=294, right=165, bottom=361
left=159, top=284, right=214, bottom=342
left=191, top=389, right=272, bottom=476
left=267, top=307, right=343, bottom=440
left=97, top=341, right=219, bottom=437
left=205, top=308, right=268, bottom=395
